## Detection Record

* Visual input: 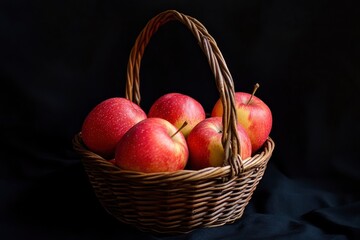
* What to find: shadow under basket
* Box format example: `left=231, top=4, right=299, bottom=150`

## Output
left=73, top=9, right=275, bottom=234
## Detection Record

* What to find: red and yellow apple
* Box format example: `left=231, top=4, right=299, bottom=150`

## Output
left=115, top=118, right=188, bottom=173
left=148, top=93, right=206, bottom=137
left=211, top=84, right=272, bottom=153
left=81, top=97, right=147, bottom=158
left=186, top=117, right=252, bottom=170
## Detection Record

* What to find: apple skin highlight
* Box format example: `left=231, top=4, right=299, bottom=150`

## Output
left=148, top=93, right=206, bottom=137
left=187, top=117, right=252, bottom=170
left=81, top=97, right=147, bottom=159
left=212, top=92, right=272, bottom=153
left=115, top=118, right=188, bottom=173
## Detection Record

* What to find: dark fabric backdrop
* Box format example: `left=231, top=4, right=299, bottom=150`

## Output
left=1, top=1, right=359, bottom=239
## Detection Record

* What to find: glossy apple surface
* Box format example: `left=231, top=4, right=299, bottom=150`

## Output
left=211, top=91, right=272, bottom=153
left=187, top=117, right=252, bottom=170
left=115, top=118, right=188, bottom=173
left=148, top=93, right=206, bottom=137
left=81, top=97, right=147, bottom=158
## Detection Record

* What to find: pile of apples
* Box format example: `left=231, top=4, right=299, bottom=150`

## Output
left=81, top=84, right=272, bottom=173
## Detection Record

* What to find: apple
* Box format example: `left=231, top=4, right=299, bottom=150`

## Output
left=81, top=97, right=147, bottom=159
left=115, top=118, right=188, bottom=173
left=186, top=117, right=252, bottom=170
left=211, top=83, right=272, bottom=153
left=148, top=93, right=206, bottom=137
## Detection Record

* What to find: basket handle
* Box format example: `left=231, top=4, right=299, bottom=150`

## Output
left=125, top=10, right=243, bottom=176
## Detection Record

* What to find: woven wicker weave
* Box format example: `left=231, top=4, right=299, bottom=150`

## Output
left=73, top=10, right=275, bottom=234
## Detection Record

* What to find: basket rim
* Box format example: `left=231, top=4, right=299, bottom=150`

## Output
left=73, top=132, right=274, bottom=181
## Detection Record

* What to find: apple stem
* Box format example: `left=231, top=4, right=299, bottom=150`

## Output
left=247, top=83, right=260, bottom=105
left=171, top=121, right=188, bottom=138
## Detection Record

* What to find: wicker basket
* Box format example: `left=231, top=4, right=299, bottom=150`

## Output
left=73, top=9, right=275, bottom=234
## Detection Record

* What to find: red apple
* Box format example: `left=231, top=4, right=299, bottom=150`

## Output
left=115, top=118, right=188, bottom=173
left=186, top=117, right=252, bottom=170
left=211, top=84, right=272, bottom=153
left=81, top=97, right=147, bottom=158
left=148, top=93, right=206, bottom=137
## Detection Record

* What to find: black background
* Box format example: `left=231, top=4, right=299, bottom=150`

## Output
left=1, top=1, right=359, bottom=239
